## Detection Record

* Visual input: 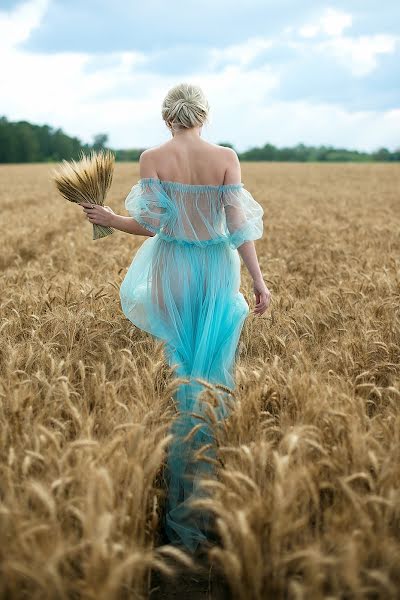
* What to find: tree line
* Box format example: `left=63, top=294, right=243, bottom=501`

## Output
left=0, top=116, right=398, bottom=163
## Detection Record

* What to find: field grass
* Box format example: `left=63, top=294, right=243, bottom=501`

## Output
left=0, top=161, right=399, bottom=599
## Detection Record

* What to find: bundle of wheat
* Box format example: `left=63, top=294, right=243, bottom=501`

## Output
left=53, top=149, right=115, bottom=240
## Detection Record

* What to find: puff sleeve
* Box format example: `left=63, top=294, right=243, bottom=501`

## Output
left=125, top=178, right=174, bottom=234
left=222, top=186, right=264, bottom=249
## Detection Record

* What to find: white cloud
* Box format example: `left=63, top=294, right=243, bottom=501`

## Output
left=0, top=1, right=154, bottom=142
left=320, top=8, right=352, bottom=37
left=208, top=37, right=274, bottom=69
left=299, top=7, right=352, bottom=38
left=299, top=24, right=319, bottom=39
left=321, top=34, right=398, bottom=76
left=0, top=0, right=49, bottom=49
left=0, top=0, right=398, bottom=153
left=296, top=6, right=398, bottom=78
left=252, top=102, right=400, bottom=152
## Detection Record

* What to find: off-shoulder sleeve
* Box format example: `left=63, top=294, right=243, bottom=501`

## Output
left=222, top=186, right=264, bottom=249
left=125, top=178, right=174, bottom=234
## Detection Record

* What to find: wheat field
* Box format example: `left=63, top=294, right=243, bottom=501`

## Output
left=0, top=162, right=399, bottom=599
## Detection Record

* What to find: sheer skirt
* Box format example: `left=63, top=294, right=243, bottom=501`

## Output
left=120, top=235, right=249, bottom=551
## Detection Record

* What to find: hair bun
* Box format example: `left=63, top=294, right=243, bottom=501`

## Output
left=173, top=98, right=190, bottom=110
left=161, top=83, right=210, bottom=131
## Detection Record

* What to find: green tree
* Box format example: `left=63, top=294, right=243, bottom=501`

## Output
left=15, top=121, right=40, bottom=162
left=92, top=133, right=109, bottom=151
left=372, top=147, right=391, bottom=161
left=0, top=116, right=398, bottom=163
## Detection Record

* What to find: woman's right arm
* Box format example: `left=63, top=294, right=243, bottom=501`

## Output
left=109, top=213, right=156, bottom=237
left=80, top=203, right=155, bottom=237
left=109, top=148, right=159, bottom=236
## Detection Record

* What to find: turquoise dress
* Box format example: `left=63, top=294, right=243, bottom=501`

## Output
left=119, top=177, right=264, bottom=552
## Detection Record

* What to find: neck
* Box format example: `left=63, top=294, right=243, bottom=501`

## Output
left=171, top=126, right=202, bottom=139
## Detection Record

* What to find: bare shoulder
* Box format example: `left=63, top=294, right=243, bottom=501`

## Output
left=205, top=141, right=238, bottom=157
left=219, top=145, right=238, bottom=158
left=213, top=144, right=240, bottom=166
left=198, top=142, right=240, bottom=183
left=220, top=146, right=241, bottom=184
left=138, top=147, right=159, bottom=178
left=143, top=140, right=172, bottom=155
left=204, top=141, right=240, bottom=164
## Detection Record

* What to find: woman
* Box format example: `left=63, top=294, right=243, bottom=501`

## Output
left=80, top=82, right=271, bottom=553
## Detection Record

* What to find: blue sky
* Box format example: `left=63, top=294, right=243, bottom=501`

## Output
left=0, top=0, right=399, bottom=152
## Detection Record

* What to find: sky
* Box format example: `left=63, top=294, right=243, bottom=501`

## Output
left=0, top=0, right=399, bottom=152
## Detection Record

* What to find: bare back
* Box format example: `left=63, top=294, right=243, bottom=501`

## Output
left=139, top=136, right=240, bottom=187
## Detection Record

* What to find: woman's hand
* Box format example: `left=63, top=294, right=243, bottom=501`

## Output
left=253, top=278, right=271, bottom=315
left=79, top=203, right=116, bottom=227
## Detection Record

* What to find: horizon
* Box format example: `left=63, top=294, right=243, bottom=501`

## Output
left=2, top=114, right=399, bottom=157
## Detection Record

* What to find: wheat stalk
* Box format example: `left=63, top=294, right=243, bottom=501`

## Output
left=52, top=149, right=115, bottom=240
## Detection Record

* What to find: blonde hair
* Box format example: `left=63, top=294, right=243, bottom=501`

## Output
left=161, top=82, right=210, bottom=132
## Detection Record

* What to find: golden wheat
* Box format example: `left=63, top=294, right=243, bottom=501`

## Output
left=0, top=162, right=399, bottom=599
left=52, top=149, right=115, bottom=240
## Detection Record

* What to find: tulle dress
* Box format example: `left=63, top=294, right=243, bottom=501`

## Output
left=119, top=177, right=264, bottom=552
